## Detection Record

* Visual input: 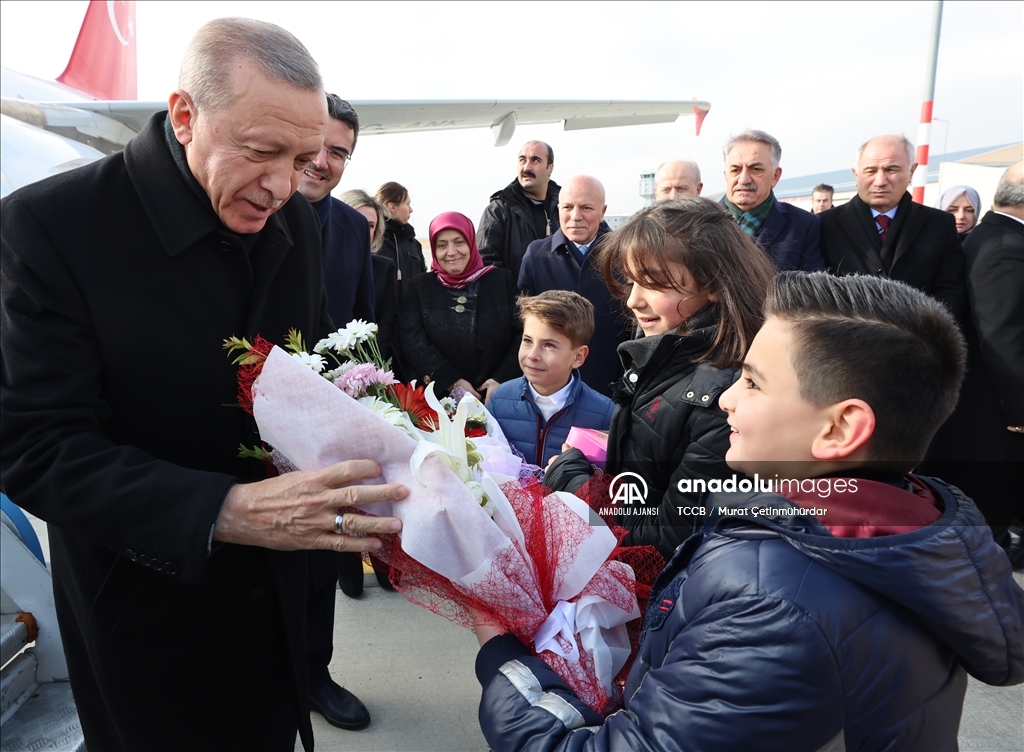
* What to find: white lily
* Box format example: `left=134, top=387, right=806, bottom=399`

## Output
left=410, top=383, right=494, bottom=512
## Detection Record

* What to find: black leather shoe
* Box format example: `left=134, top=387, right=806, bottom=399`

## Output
left=309, top=680, right=370, bottom=730
left=337, top=551, right=364, bottom=599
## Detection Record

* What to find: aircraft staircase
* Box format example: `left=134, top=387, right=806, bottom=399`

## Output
left=0, top=494, right=83, bottom=752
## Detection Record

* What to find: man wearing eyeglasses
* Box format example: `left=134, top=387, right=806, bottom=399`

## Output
left=299, top=94, right=375, bottom=330
left=296, top=93, right=377, bottom=733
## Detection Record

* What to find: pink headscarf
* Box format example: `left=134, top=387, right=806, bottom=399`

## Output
left=428, top=212, right=496, bottom=289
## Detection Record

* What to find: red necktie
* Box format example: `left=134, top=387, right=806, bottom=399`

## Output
left=876, top=214, right=891, bottom=243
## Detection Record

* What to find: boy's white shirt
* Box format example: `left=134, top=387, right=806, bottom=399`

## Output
left=528, top=375, right=574, bottom=422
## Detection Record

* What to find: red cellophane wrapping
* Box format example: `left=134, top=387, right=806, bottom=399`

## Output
left=371, top=473, right=665, bottom=714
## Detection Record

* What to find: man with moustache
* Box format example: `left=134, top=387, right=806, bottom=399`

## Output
left=478, top=140, right=562, bottom=281
left=0, top=18, right=405, bottom=752
left=721, top=129, right=825, bottom=272
left=819, top=134, right=965, bottom=320
left=295, top=93, right=376, bottom=731
left=655, top=159, right=703, bottom=199
left=518, top=175, right=625, bottom=397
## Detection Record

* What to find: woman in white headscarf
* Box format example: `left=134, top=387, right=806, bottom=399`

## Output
left=937, top=185, right=982, bottom=239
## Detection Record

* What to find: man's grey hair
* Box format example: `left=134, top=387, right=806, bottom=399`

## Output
left=993, top=164, right=1024, bottom=208
left=655, top=159, right=702, bottom=184
left=724, top=130, right=782, bottom=169
left=856, top=135, right=916, bottom=166
left=179, top=18, right=322, bottom=112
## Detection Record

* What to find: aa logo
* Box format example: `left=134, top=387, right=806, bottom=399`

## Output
left=609, top=472, right=648, bottom=505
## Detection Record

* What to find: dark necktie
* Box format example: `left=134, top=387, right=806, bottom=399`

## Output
left=876, top=214, right=891, bottom=243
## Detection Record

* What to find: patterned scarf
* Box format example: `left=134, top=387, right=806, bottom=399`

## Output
left=724, top=192, right=775, bottom=239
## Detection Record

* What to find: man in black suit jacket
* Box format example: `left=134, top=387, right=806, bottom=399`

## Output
left=720, top=129, right=825, bottom=272
left=924, top=162, right=1024, bottom=560
left=0, top=20, right=404, bottom=752
left=819, top=135, right=966, bottom=320
left=296, top=94, right=378, bottom=729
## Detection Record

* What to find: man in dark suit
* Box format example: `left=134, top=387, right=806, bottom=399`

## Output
left=720, top=129, right=825, bottom=272
left=924, top=162, right=1024, bottom=562
left=0, top=19, right=405, bottom=752
left=295, top=95, right=377, bottom=729
left=298, top=94, right=375, bottom=329
left=519, top=175, right=625, bottom=397
left=819, top=135, right=965, bottom=320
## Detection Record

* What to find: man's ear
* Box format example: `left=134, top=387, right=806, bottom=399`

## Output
left=771, top=167, right=783, bottom=187
left=168, top=90, right=197, bottom=147
left=811, top=399, right=875, bottom=461
left=572, top=345, right=589, bottom=369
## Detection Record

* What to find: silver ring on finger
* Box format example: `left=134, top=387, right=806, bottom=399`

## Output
left=334, top=513, right=344, bottom=535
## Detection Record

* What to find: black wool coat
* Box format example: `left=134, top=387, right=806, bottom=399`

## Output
left=371, top=252, right=401, bottom=374
left=0, top=113, right=331, bottom=752
left=378, top=217, right=426, bottom=288
left=398, top=269, right=522, bottom=393
left=819, top=193, right=966, bottom=320
left=922, top=211, right=1024, bottom=534
left=478, top=178, right=562, bottom=282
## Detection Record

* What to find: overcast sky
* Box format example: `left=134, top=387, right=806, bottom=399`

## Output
left=1, top=0, right=1021, bottom=229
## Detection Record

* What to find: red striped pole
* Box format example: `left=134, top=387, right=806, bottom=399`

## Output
left=913, top=1, right=944, bottom=203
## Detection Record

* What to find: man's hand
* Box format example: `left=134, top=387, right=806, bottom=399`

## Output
left=478, top=378, right=501, bottom=405
left=214, top=460, right=406, bottom=553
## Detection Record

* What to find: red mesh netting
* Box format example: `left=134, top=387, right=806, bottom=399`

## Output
left=365, top=476, right=665, bottom=715
left=235, top=335, right=274, bottom=415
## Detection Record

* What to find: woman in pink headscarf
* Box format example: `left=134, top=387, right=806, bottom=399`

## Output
left=398, top=212, right=521, bottom=403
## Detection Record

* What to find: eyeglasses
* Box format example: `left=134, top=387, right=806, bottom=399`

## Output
left=325, top=146, right=351, bottom=164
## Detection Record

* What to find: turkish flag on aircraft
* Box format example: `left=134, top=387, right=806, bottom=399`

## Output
left=57, top=0, right=136, bottom=100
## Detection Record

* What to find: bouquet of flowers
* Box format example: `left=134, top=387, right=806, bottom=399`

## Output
left=225, top=321, right=656, bottom=713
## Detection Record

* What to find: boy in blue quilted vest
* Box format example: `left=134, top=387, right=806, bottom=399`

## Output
left=488, top=291, right=615, bottom=468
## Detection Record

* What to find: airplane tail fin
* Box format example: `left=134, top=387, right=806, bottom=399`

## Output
left=56, top=0, right=137, bottom=100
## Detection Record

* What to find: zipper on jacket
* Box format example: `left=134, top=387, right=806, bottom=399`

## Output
left=536, top=405, right=572, bottom=467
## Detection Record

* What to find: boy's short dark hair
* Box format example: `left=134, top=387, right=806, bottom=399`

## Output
left=767, top=272, right=966, bottom=467
left=517, top=291, right=595, bottom=349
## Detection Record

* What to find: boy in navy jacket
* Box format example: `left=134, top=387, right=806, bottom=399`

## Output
left=472, top=273, right=1023, bottom=751
left=488, top=291, right=615, bottom=468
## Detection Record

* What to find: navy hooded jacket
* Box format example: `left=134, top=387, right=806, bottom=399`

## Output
left=475, top=477, right=1023, bottom=751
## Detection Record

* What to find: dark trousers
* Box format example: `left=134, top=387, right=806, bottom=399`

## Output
left=307, top=550, right=341, bottom=689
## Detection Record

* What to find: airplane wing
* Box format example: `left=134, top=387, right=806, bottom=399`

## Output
left=2, top=1, right=713, bottom=195
left=11, top=98, right=711, bottom=153
left=349, top=99, right=712, bottom=144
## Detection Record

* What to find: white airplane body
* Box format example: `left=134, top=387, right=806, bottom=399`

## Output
left=0, top=1, right=710, bottom=198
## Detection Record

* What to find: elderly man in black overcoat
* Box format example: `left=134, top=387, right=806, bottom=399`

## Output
left=0, top=18, right=405, bottom=752
left=819, top=135, right=966, bottom=321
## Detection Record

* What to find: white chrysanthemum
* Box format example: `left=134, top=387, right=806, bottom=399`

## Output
left=439, top=396, right=457, bottom=415
left=358, top=396, right=405, bottom=425
left=344, top=319, right=378, bottom=344
left=319, top=328, right=356, bottom=353
left=291, top=351, right=325, bottom=373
